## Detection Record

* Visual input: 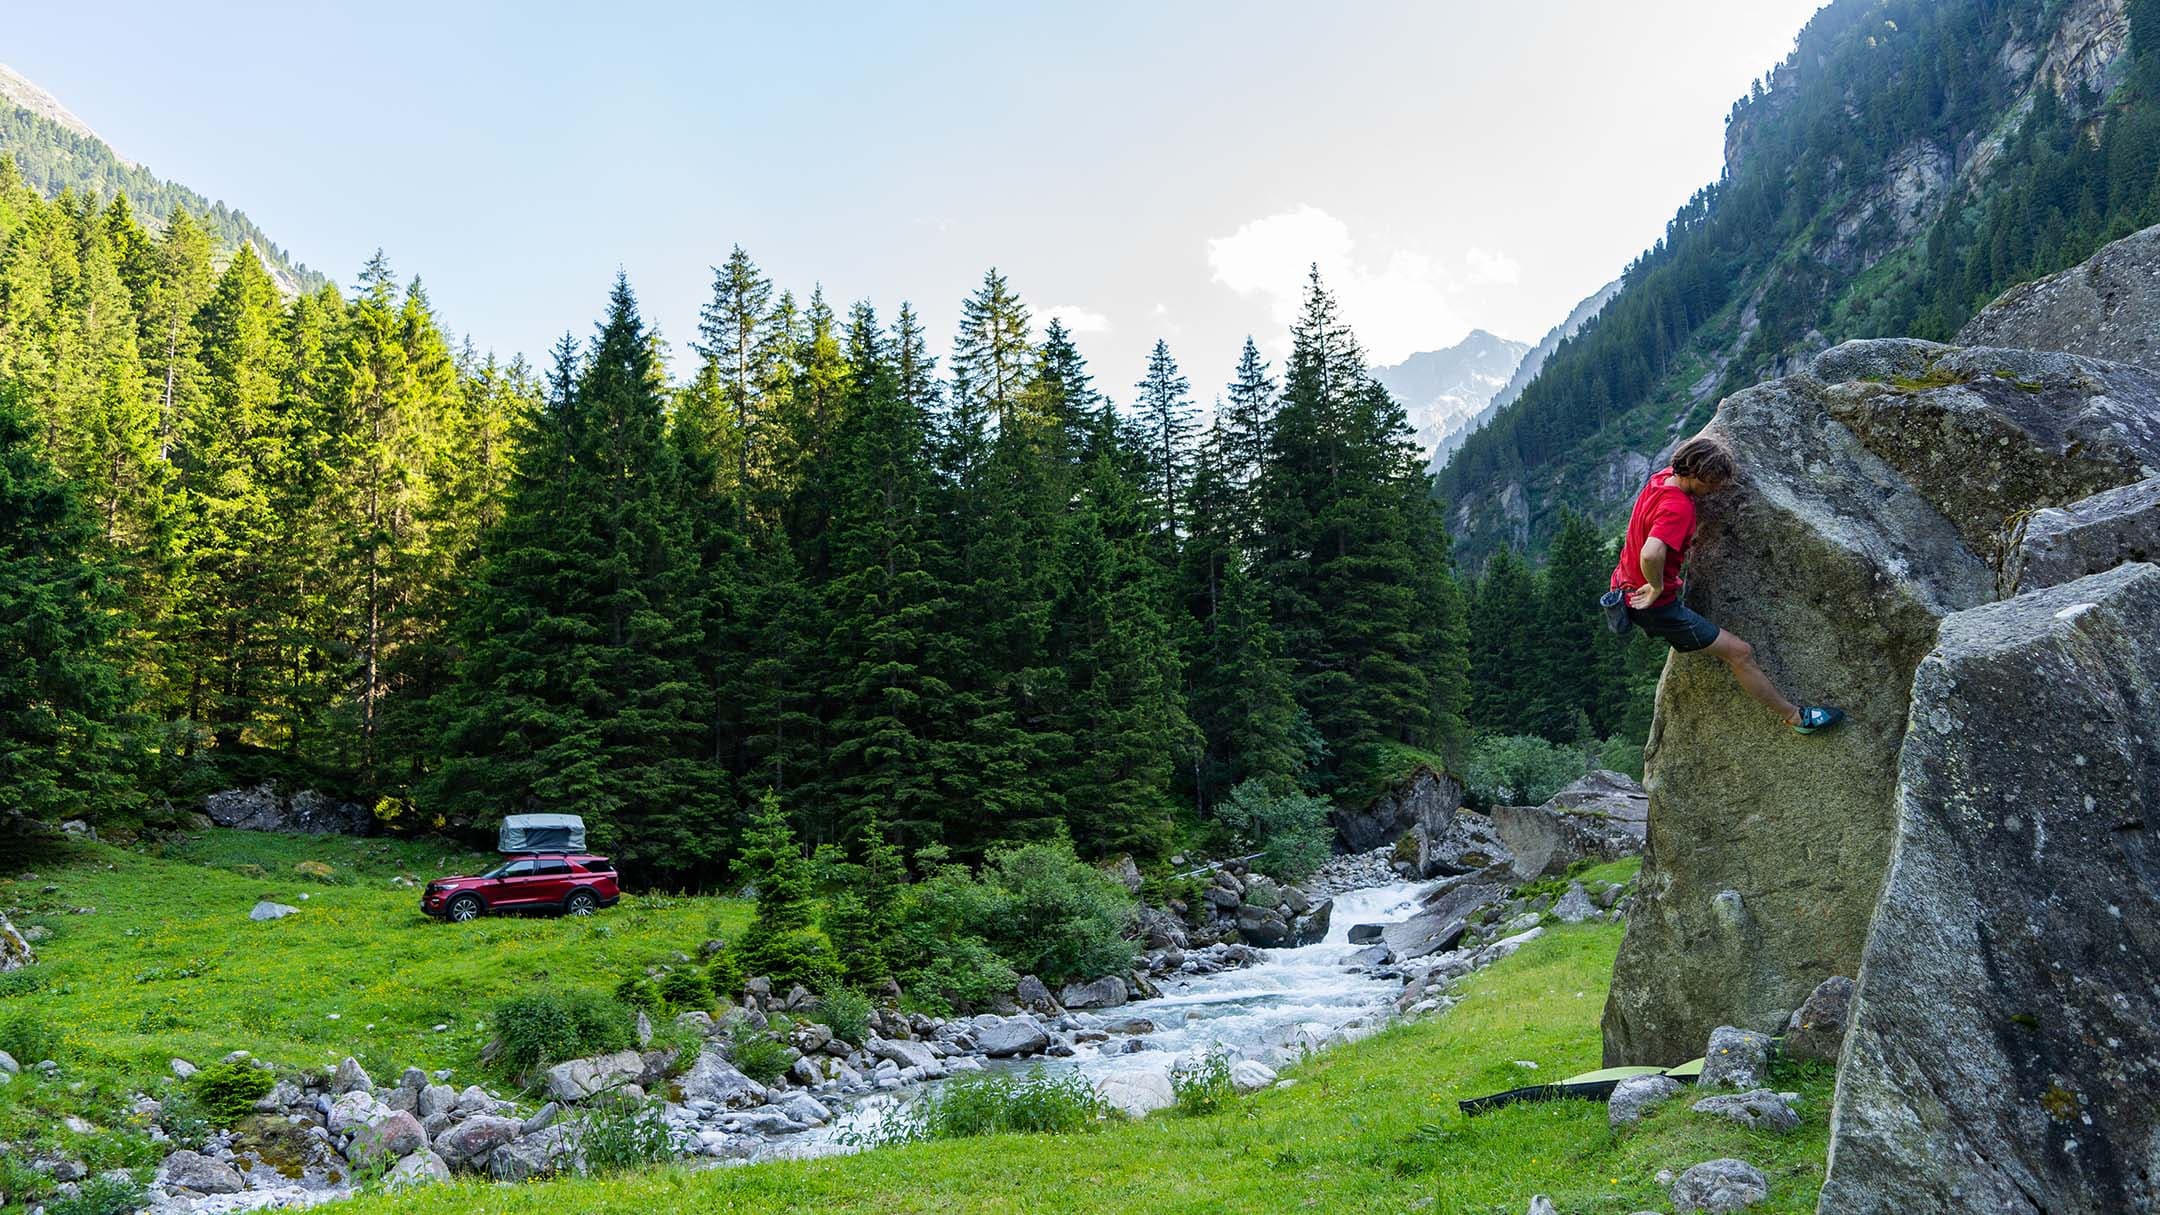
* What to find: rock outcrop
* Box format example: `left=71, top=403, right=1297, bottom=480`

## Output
left=1331, top=765, right=1462, bottom=852
left=204, top=783, right=373, bottom=835
left=1492, top=769, right=1647, bottom=880
left=1818, top=564, right=2160, bottom=1214
left=1603, top=327, right=2160, bottom=1067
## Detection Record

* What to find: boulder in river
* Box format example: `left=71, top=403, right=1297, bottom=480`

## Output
left=969, top=1014, right=1049, bottom=1059
left=1059, top=976, right=1128, bottom=1010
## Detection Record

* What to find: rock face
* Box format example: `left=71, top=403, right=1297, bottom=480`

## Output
left=2014, top=474, right=2160, bottom=591
left=1494, top=791, right=1644, bottom=880
left=1331, top=765, right=1462, bottom=852
left=1956, top=221, right=2160, bottom=371
left=1603, top=327, right=2160, bottom=1066
left=1819, top=564, right=2160, bottom=1214
left=204, top=782, right=373, bottom=835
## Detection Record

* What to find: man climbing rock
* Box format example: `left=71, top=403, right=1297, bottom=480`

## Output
left=1607, top=435, right=1845, bottom=734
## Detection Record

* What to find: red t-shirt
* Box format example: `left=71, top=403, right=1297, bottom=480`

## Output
left=1610, top=468, right=1697, bottom=607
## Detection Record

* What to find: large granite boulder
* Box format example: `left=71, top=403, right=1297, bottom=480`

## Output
left=203, top=783, right=373, bottom=835
left=1604, top=330, right=2160, bottom=1066
left=675, top=1044, right=767, bottom=1109
left=1956, top=221, right=2160, bottom=370
left=2013, top=475, right=2160, bottom=592
left=1331, top=765, right=1462, bottom=853
left=1819, top=564, right=2160, bottom=1214
left=1491, top=775, right=1645, bottom=880
left=1416, top=808, right=1513, bottom=878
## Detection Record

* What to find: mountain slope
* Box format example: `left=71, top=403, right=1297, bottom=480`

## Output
left=1367, top=329, right=1528, bottom=466
left=1437, top=0, right=2155, bottom=562
left=0, top=62, right=325, bottom=293
left=1429, top=278, right=1621, bottom=472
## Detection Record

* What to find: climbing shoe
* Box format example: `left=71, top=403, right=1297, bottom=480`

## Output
left=1794, top=706, right=1846, bottom=734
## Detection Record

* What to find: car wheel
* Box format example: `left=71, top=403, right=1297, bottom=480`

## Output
left=447, top=895, right=483, bottom=923
left=565, top=889, right=598, bottom=917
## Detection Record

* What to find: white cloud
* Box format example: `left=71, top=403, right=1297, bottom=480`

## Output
left=1465, top=246, right=1521, bottom=286
left=1205, top=204, right=1478, bottom=364
left=1040, top=304, right=1111, bottom=334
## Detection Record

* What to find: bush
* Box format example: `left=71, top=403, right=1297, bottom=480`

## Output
left=490, top=990, right=636, bottom=1081
left=811, top=981, right=872, bottom=1046
left=974, top=840, right=1137, bottom=985
left=41, top=1174, right=145, bottom=1215
left=189, top=1059, right=275, bottom=1126
left=1597, top=734, right=1645, bottom=781
left=895, top=932, right=1020, bottom=1016
left=657, top=967, right=709, bottom=1010
left=841, top=1069, right=1107, bottom=1147
left=612, top=974, right=662, bottom=1012
left=1213, top=780, right=1334, bottom=882
left=726, top=1024, right=796, bottom=1086
left=0, top=1003, right=61, bottom=1064
left=1170, top=1050, right=1235, bottom=1116
left=736, top=925, right=840, bottom=992
left=1461, top=734, right=1589, bottom=807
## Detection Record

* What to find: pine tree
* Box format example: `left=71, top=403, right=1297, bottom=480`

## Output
left=1467, top=548, right=1538, bottom=736
left=1132, top=338, right=1196, bottom=544
left=1530, top=511, right=1612, bottom=741
left=691, top=246, right=774, bottom=500
left=0, top=385, right=139, bottom=826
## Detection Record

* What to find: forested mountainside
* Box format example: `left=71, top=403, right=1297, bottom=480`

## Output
left=1366, top=329, right=1527, bottom=464
left=0, top=63, right=324, bottom=293
left=1438, top=0, right=2160, bottom=562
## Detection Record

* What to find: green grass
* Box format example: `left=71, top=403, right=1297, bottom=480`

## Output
left=333, top=923, right=1831, bottom=1215
left=0, top=829, right=751, bottom=1159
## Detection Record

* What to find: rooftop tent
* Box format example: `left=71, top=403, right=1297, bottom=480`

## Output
left=498, top=813, right=586, bottom=854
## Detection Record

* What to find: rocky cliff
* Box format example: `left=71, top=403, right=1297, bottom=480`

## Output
left=1600, top=223, right=2160, bottom=1212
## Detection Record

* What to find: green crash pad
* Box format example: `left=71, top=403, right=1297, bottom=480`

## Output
left=1458, top=1058, right=1706, bottom=1115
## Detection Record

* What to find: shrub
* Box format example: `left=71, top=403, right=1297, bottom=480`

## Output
left=490, top=990, right=635, bottom=1081
left=736, top=925, right=839, bottom=991
left=1461, top=734, right=1589, bottom=807
left=657, top=967, right=709, bottom=1010
left=1597, top=734, right=1645, bottom=781
left=156, top=1081, right=212, bottom=1149
left=0, top=967, right=47, bottom=998
left=1213, top=780, right=1334, bottom=882
left=1170, top=1050, right=1236, bottom=1116
left=811, top=981, right=872, bottom=1047
left=42, top=1174, right=145, bottom=1215
left=893, top=929, right=1019, bottom=1015
left=841, top=1069, right=1107, bottom=1147
left=726, top=1024, right=795, bottom=1087
left=0, top=1002, right=61, bottom=1064
left=612, top=974, right=662, bottom=1012
left=189, top=1059, right=275, bottom=1126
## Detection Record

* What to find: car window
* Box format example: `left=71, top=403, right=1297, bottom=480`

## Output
left=494, top=859, right=536, bottom=878
left=533, top=859, right=571, bottom=876
left=580, top=858, right=615, bottom=874
left=478, top=860, right=516, bottom=879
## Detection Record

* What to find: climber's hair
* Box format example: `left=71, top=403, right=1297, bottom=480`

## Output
left=1672, top=435, right=1737, bottom=487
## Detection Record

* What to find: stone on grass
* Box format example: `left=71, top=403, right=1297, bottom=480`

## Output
left=1093, top=1069, right=1176, bottom=1119
left=161, top=1149, right=245, bottom=1194
left=676, top=1043, right=768, bottom=1109
left=384, top=1149, right=450, bottom=1190
left=331, top=1056, right=373, bottom=1094
left=1551, top=883, right=1597, bottom=924
left=1228, top=1060, right=1277, bottom=1093
left=1607, top=1074, right=1681, bottom=1128
left=1781, top=976, right=1854, bottom=1064
left=347, top=1110, right=427, bottom=1164
left=1699, top=1027, right=1771, bottom=1090
left=0, top=1051, right=17, bottom=1076
left=249, top=900, right=300, bottom=921
left=1671, top=1158, right=1769, bottom=1213
left=416, top=1083, right=457, bottom=1120
left=1528, top=1197, right=1559, bottom=1215
left=1691, top=1089, right=1799, bottom=1134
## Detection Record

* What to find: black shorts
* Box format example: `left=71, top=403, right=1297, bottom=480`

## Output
left=1628, top=599, right=1721, bottom=653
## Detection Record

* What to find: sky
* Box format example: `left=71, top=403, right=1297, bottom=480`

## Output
left=7, top=0, right=1827, bottom=398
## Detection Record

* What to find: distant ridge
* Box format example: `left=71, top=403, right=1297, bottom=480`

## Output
left=1368, top=329, right=1529, bottom=467
left=0, top=62, right=326, bottom=294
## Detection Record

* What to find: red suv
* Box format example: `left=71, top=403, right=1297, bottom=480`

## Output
left=421, top=854, right=620, bottom=922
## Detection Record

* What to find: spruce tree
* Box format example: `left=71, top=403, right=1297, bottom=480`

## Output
left=1132, top=338, right=1196, bottom=544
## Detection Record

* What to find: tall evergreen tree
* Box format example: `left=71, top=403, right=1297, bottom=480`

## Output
left=1132, top=338, right=1196, bottom=543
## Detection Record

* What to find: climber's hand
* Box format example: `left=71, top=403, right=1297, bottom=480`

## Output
left=1627, top=583, right=1660, bottom=610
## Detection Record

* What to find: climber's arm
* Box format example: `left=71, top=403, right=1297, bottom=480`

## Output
left=1629, top=538, right=1669, bottom=610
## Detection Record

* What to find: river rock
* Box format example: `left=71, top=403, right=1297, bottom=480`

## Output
left=867, top=1036, right=939, bottom=1072
left=1598, top=328, right=2160, bottom=1059
left=2014, top=474, right=2160, bottom=591
left=249, top=900, right=300, bottom=921
left=1228, top=1060, right=1277, bottom=1093
left=1383, top=875, right=1507, bottom=962
left=1670, top=1158, right=1769, bottom=1213
left=0, top=913, right=31, bottom=971
left=544, top=1049, right=644, bottom=1103
left=1347, top=923, right=1384, bottom=944
left=331, top=1056, right=373, bottom=1095
left=347, top=1109, right=427, bottom=1164
left=1492, top=780, right=1645, bottom=880
left=969, top=1014, right=1049, bottom=1058
left=1416, top=808, right=1513, bottom=878
left=1820, top=564, right=2160, bottom=1214
left=431, top=1114, right=522, bottom=1170
left=1956, top=220, right=2160, bottom=370
left=1290, top=897, right=1331, bottom=946
left=1094, top=1069, right=1176, bottom=1118
left=1014, top=975, right=1059, bottom=1013
left=1059, top=976, right=1128, bottom=1010
left=384, top=1148, right=450, bottom=1190
left=160, top=1149, right=244, bottom=1194
left=677, top=1044, right=768, bottom=1109
left=1603, top=1074, right=1678, bottom=1129
left=1134, top=906, right=1189, bottom=951
left=1780, top=975, right=1853, bottom=1064
left=1234, top=903, right=1291, bottom=946
left=775, top=1091, right=831, bottom=1125
left=1331, top=765, right=1462, bottom=852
